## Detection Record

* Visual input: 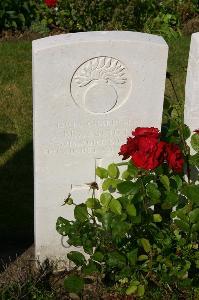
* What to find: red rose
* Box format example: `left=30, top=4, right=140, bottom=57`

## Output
left=132, top=127, right=160, bottom=138
left=132, top=140, right=166, bottom=170
left=194, top=129, right=199, bottom=134
left=165, top=144, right=184, bottom=173
left=44, top=0, right=57, bottom=7
left=118, top=137, right=137, bottom=160
left=119, top=127, right=165, bottom=170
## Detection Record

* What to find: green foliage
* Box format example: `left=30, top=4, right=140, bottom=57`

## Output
left=0, top=0, right=37, bottom=31
left=57, top=128, right=199, bottom=297
left=64, top=275, right=84, bottom=294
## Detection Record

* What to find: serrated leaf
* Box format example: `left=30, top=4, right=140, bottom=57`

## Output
left=100, top=192, right=112, bottom=208
left=140, top=238, right=151, bottom=253
left=189, top=208, right=199, bottom=223
left=160, top=175, right=170, bottom=191
left=110, top=198, right=122, bottom=215
left=64, top=275, right=84, bottom=294
left=181, top=184, right=199, bottom=205
left=165, top=191, right=178, bottom=206
left=174, top=219, right=190, bottom=232
left=74, top=204, right=88, bottom=222
left=85, top=197, right=99, bottom=209
left=153, top=214, right=162, bottom=222
left=191, top=133, right=199, bottom=152
left=126, top=203, right=136, bottom=216
left=117, top=181, right=139, bottom=194
left=127, top=163, right=138, bottom=177
left=189, top=153, right=199, bottom=167
left=146, top=182, right=161, bottom=204
left=102, top=178, right=120, bottom=192
left=67, top=251, right=86, bottom=266
left=96, top=167, right=108, bottom=179
left=108, top=163, right=119, bottom=179
left=56, top=217, right=71, bottom=236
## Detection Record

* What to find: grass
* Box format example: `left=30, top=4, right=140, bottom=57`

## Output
left=0, top=34, right=194, bottom=296
left=0, top=41, right=33, bottom=261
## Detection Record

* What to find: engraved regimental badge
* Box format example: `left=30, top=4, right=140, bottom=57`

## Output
left=70, top=56, right=132, bottom=114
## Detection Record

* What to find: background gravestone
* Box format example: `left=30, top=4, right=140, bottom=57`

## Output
left=33, top=31, right=168, bottom=262
left=184, top=32, right=199, bottom=132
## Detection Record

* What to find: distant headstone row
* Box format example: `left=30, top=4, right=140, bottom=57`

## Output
left=32, top=31, right=198, bottom=263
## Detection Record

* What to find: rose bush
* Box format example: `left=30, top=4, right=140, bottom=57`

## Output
left=56, top=122, right=199, bottom=298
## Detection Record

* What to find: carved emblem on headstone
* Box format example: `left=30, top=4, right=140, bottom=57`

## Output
left=70, top=56, right=132, bottom=114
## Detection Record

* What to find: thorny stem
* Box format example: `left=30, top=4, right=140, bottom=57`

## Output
left=167, top=73, right=191, bottom=183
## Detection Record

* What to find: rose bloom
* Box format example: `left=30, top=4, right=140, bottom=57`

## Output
left=44, top=0, right=57, bottom=7
left=132, top=127, right=160, bottom=138
left=194, top=129, right=199, bottom=134
left=165, top=144, right=184, bottom=173
left=131, top=139, right=166, bottom=170
left=119, top=127, right=166, bottom=170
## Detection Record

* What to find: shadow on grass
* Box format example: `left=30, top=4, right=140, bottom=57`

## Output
left=0, top=141, right=34, bottom=271
left=0, top=133, right=18, bottom=155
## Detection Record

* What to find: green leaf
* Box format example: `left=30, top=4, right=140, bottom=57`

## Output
left=102, top=178, right=120, bottom=192
left=153, top=214, right=162, bottom=222
left=96, top=167, right=108, bottom=179
left=139, top=238, right=151, bottom=253
left=56, top=217, right=71, bottom=236
left=92, top=251, right=104, bottom=262
left=126, top=284, right=137, bottom=295
left=108, top=163, right=119, bottom=179
left=160, top=175, right=170, bottom=191
left=64, top=275, right=84, bottom=294
left=107, top=251, right=126, bottom=268
left=138, top=255, right=148, bottom=261
left=110, top=198, right=122, bottom=215
left=127, top=248, right=138, bottom=266
left=191, top=133, right=199, bottom=152
left=82, top=261, right=99, bottom=275
left=127, top=163, right=138, bottom=177
left=189, top=208, right=199, bottom=223
left=74, top=204, right=88, bottom=222
left=146, top=183, right=161, bottom=204
left=171, top=175, right=182, bottom=189
left=181, top=184, right=199, bottom=205
left=67, top=251, right=86, bottom=266
left=191, top=222, right=199, bottom=232
left=85, top=198, right=99, bottom=209
left=126, top=203, right=136, bottom=216
left=182, top=124, right=191, bottom=140
left=117, top=181, right=139, bottom=194
left=122, top=170, right=131, bottom=180
left=174, top=219, right=190, bottom=232
left=189, top=153, right=199, bottom=167
left=165, top=191, right=178, bottom=206
left=100, top=192, right=112, bottom=208
left=137, top=285, right=145, bottom=296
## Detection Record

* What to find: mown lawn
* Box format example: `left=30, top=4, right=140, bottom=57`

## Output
left=0, top=34, right=191, bottom=261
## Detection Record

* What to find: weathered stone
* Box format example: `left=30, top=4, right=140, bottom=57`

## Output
left=33, top=31, right=168, bottom=262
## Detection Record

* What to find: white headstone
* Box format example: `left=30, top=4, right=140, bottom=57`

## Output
left=185, top=32, right=199, bottom=131
left=33, top=31, right=168, bottom=263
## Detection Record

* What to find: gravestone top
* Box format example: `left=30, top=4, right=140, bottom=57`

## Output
left=33, top=31, right=168, bottom=263
left=33, top=31, right=167, bottom=52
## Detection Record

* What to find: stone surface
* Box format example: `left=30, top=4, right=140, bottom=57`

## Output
left=33, top=31, right=168, bottom=262
left=185, top=32, right=199, bottom=131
